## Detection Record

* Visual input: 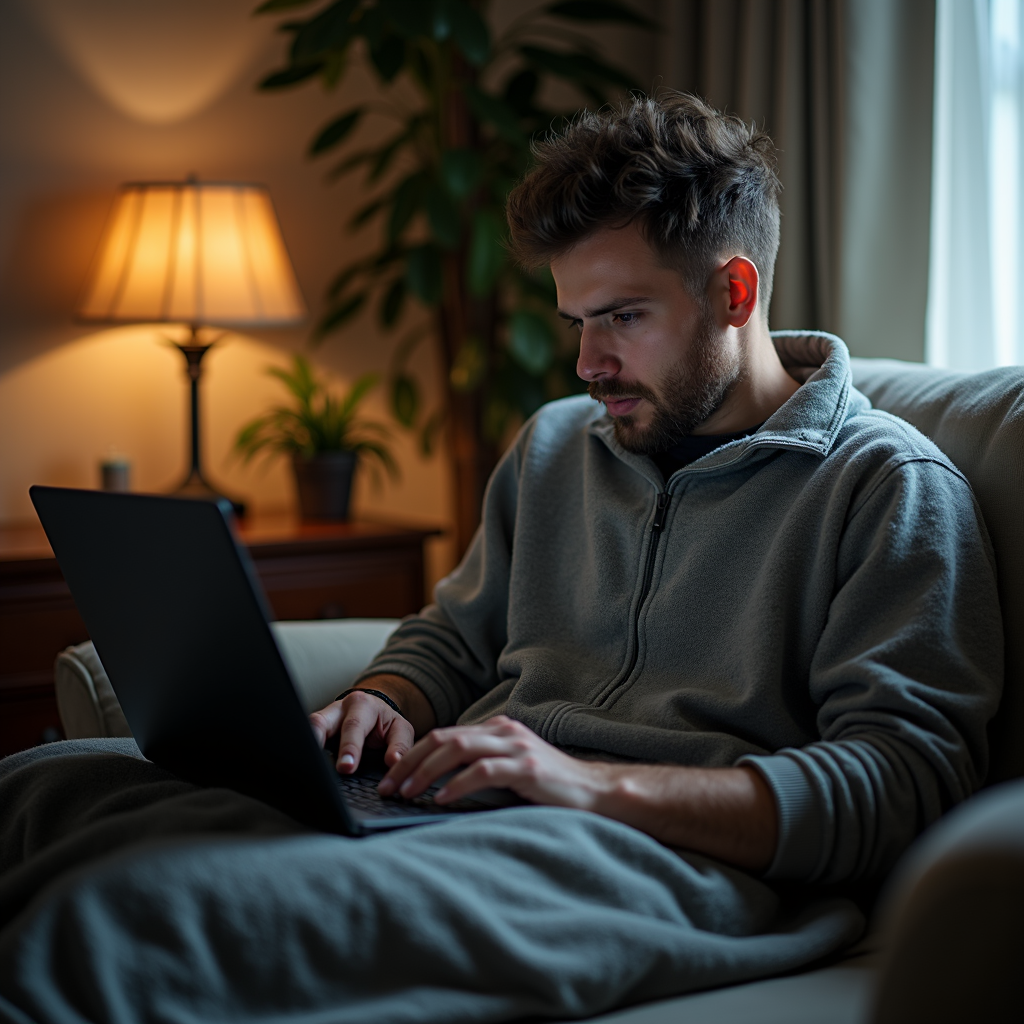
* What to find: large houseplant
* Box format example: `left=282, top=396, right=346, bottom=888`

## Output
left=234, top=354, right=397, bottom=520
left=256, top=0, right=654, bottom=553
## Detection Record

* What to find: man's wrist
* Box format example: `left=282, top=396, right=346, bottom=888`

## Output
left=350, top=674, right=437, bottom=737
left=336, top=687, right=403, bottom=717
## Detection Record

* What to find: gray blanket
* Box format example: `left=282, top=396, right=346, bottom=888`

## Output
left=0, top=741, right=863, bottom=1023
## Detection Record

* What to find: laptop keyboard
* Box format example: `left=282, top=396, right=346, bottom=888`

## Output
left=337, top=769, right=495, bottom=817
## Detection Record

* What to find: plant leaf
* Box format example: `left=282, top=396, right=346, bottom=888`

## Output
left=380, top=277, right=406, bottom=326
left=544, top=0, right=658, bottom=29
left=370, top=32, right=406, bottom=81
left=291, top=0, right=359, bottom=62
left=349, top=195, right=387, bottom=229
left=326, top=148, right=376, bottom=180
left=405, top=244, right=444, bottom=305
left=465, top=87, right=525, bottom=145
left=386, top=0, right=434, bottom=37
left=369, top=122, right=418, bottom=181
left=446, top=0, right=490, bottom=65
left=508, top=309, right=556, bottom=375
left=520, top=45, right=638, bottom=91
left=259, top=62, right=324, bottom=89
left=321, top=50, right=348, bottom=88
left=327, top=260, right=367, bottom=297
left=391, top=373, right=419, bottom=427
left=387, top=172, right=427, bottom=242
left=419, top=408, right=445, bottom=456
left=425, top=184, right=462, bottom=250
left=358, top=2, right=387, bottom=45
left=309, top=106, right=364, bottom=156
left=504, top=69, right=539, bottom=116
left=314, top=291, right=367, bottom=340
left=467, top=210, right=505, bottom=296
left=440, top=148, right=482, bottom=199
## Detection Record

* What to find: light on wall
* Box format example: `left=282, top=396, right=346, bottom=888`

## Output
left=78, top=178, right=306, bottom=511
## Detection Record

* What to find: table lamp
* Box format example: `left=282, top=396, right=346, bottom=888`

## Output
left=78, top=177, right=306, bottom=513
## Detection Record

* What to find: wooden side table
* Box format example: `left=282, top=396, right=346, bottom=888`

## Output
left=0, top=515, right=440, bottom=757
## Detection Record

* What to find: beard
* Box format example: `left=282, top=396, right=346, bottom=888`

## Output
left=587, top=311, right=741, bottom=455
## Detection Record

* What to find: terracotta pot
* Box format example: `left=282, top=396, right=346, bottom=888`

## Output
left=291, top=451, right=357, bottom=520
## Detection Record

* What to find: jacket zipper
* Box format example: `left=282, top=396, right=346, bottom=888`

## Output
left=623, top=490, right=670, bottom=682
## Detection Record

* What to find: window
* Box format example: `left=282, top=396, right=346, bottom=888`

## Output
left=927, top=0, right=1024, bottom=370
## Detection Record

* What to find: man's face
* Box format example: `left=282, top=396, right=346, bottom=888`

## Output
left=551, top=223, right=740, bottom=453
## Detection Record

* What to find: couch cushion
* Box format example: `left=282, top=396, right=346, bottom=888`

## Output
left=563, top=951, right=879, bottom=1024
left=852, top=359, right=1024, bottom=784
left=54, top=619, right=400, bottom=740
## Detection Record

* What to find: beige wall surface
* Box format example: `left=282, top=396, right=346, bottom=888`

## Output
left=0, top=0, right=457, bottom=581
left=0, top=0, right=658, bottom=590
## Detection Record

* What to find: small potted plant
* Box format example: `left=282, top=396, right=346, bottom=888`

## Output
left=234, top=354, right=396, bottom=520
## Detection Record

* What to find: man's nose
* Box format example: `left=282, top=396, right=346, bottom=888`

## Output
left=576, top=326, right=621, bottom=382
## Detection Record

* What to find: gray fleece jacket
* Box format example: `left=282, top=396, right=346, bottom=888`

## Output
left=359, top=332, right=1003, bottom=884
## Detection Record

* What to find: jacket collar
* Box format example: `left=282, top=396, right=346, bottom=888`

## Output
left=587, top=331, right=856, bottom=485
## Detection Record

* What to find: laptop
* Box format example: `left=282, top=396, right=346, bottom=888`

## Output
left=30, top=485, right=521, bottom=835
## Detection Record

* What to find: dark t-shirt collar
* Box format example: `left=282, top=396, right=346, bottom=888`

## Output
left=651, top=423, right=764, bottom=481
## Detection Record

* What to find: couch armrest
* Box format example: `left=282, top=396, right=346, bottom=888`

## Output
left=270, top=619, right=399, bottom=713
left=55, top=643, right=133, bottom=739
left=872, top=779, right=1024, bottom=1023
left=54, top=618, right=400, bottom=740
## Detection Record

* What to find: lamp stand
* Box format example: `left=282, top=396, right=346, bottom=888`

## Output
left=171, top=326, right=246, bottom=516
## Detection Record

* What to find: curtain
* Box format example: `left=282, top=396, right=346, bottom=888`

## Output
left=927, top=0, right=1024, bottom=370
left=658, top=0, right=936, bottom=362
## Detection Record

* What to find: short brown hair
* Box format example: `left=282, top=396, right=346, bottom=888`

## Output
left=506, top=92, right=781, bottom=316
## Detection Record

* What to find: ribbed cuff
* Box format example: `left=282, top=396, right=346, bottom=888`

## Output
left=738, top=753, right=824, bottom=881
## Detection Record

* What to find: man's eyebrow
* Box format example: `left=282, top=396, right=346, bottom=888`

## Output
left=556, top=297, right=652, bottom=320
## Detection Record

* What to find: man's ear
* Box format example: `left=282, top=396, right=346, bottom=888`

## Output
left=721, top=256, right=759, bottom=328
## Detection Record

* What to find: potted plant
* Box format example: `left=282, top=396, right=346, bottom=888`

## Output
left=255, top=0, right=654, bottom=554
left=234, top=354, right=397, bottom=520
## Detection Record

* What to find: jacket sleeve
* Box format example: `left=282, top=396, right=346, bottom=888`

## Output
left=741, top=457, right=1004, bottom=884
left=352, top=440, right=523, bottom=726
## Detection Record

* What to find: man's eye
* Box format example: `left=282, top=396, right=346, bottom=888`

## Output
left=566, top=318, right=583, bottom=332
left=614, top=312, right=641, bottom=325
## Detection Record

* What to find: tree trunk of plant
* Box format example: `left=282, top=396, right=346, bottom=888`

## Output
left=439, top=256, right=497, bottom=558
left=440, top=49, right=498, bottom=559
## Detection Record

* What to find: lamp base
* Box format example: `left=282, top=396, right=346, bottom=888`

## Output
left=171, top=469, right=246, bottom=518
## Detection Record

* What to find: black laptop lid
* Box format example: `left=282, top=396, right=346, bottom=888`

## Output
left=30, top=486, right=352, bottom=834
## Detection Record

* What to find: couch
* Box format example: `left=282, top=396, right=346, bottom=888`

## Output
left=51, top=358, right=1024, bottom=1023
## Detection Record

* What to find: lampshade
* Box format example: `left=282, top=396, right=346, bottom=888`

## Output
left=79, top=180, right=306, bottom=326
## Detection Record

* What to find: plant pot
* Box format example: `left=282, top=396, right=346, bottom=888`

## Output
left=292, top=451, right=357, bottom=520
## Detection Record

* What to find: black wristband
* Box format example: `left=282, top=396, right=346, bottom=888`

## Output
left=335, top=687, right=403, bottom=718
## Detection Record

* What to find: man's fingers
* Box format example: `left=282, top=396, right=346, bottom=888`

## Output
left=383, top=715, right=416, bottom=767
left=308, top=702, right=344, bottom=747
left=434, top=757, right=521, bottom=803
left=387, top=730, right=515, bottom=798
left=335, top=697, right=382, bottom=773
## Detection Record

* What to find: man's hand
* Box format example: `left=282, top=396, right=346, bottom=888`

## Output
left=378, top=716, right=779, bottom=872
left=378, top=715, right=609, bottom=808
left=308, top=674, right=436, bottom=774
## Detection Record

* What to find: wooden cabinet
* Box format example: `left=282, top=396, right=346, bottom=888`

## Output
left=0, top=516, right=439, bottom=757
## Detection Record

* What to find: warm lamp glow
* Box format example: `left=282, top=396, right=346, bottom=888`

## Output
left=79, top=180, right=306, bottom=326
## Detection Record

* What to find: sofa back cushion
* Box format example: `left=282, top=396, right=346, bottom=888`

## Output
left=852, top=358, right=1024, bottom=784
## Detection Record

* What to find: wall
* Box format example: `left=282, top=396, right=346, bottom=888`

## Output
left=0, top=0, right=455, bottom=581
left=0, top=0, right=657, bottom=589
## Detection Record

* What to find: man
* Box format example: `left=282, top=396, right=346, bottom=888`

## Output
left=311, top=92, right=1002, bottom=885
left=0, top=93, right=1002, bottom=1023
